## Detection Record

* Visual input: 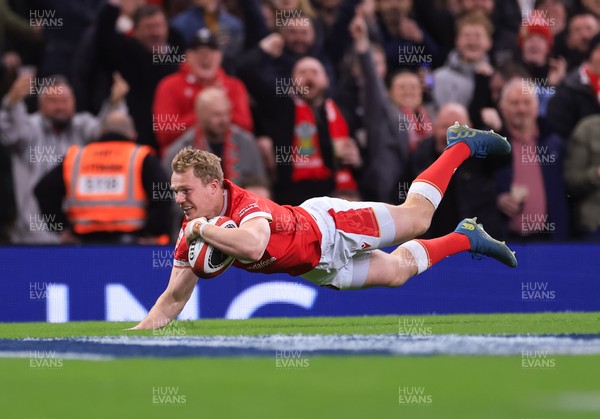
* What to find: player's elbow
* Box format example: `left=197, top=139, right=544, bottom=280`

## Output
left=241, top=245, right=265, bottom=262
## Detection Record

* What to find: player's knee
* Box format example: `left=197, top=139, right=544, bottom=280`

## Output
left=412, top=214, right=430, bottom=237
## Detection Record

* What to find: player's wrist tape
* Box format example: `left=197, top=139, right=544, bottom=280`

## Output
left=198, top=221, right=208, bottom=239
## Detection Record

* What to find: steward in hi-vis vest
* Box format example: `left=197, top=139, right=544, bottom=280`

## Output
left=63, top=142, right=151, bottom=234
left=34, top=111, right=172, bottom=244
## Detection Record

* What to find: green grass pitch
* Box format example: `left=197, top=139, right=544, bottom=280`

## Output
left=1, top=312, right=599, bottom=419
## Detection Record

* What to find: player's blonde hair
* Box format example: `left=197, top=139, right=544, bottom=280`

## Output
left=171, top=147, right=224, bottom=185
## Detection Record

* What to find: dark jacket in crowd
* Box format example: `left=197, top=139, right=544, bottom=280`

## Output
left=94, top=3, right=185, bottom=152
left=547, top=67, right=600, bottom=140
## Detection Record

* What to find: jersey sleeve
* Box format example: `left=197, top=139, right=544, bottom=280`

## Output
left=235, top=198, right=273, bottom=225
left=173, top=221, right=190, bottom=268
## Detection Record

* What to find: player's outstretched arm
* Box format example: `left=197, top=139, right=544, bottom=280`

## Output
left=128, top=266, right=198, bottom=330
left=188, top=217, right=271, bottom=262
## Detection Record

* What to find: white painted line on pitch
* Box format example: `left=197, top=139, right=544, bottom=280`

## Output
left=0, top=351, right=114, bottom=361
left=17, top=334, right=600, bottom=356
left=553, top=392, right=600, bottom=412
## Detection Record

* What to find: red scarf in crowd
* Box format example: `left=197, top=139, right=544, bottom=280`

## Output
left=194, top=128, right=240, bottom=183
left=292, top=98, right=357, bottom=191
left=582, top=64, right=600, bottom=103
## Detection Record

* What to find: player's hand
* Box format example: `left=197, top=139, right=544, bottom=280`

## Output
left=497, top=193, right=522, bottom=218
left=185, top=217, right=207, bottom=245
left=596, top=166, right=600, bottom=178
left=350, top=6, right=369, bottom=53
left=110, top=72, right=129, bottom=104
left=259, top=33, right=284, bottom=58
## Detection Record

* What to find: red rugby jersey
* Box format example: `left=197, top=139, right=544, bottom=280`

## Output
left=173, top=180, right=322, bottom=276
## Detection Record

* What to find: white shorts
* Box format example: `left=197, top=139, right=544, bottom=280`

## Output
left=299, top=197, right=396, bottom=290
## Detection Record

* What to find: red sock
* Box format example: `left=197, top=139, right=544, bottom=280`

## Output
left=413, top=143, right=471, bottom=196
left=417, top=233, right=471, bottom=268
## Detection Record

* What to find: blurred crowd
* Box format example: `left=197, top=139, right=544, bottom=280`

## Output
left=1, top=0, right=600, bottom=245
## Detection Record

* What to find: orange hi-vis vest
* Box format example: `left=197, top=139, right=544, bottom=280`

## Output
left=63, top=141, right=153, bottom=234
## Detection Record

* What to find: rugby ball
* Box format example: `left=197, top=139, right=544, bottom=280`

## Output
left=188, top=216, right=237, bottom=278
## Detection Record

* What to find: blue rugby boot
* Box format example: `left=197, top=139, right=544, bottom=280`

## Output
left=445, top=121, right=511, bottom=158
left=454, top=217, right=518, bottom=268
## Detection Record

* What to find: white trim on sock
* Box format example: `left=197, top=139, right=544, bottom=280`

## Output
left=400, top=240, right=429, bottom=274
left=408, top=181, right=442, bottom=209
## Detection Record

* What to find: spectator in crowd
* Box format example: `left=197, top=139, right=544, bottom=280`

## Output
left=238, top=48, right=362, bottom=204
left=564, top=114, right=600, bottom=240
left=390, top=70, right=434, bottom=152
left=27, top=0, right=98, bottom=80
left=433, top=13, right=494, bottom=113
left=518, top=22, right=567, bottom=116
left=547, top=32, right=600, bottom=139
left=162, top=87, right=265, bottom=186
left=34, top=111, right=172, bottom=244
left=554, top=13, right=599, bottom=71
left=336, top=43, right=387, bottom=141
left=255, top=17, right=335, bottom=84
left=94, top=0, right=185, bottom=152
left=457, top=0, right=521, bottom=65
left=374, top=0, right=441, bottom=72
left=0, top=73, right=128, bottom=243
left=411, top=102, right=503, bottom=238
left=153, top=28, right=253, bottom=155
left=72, top=0, right=147, bottom=115
left=349, top=7, right=408, bottom=203
left=535, top=0, right=567, bottom=37
left=495, top=77, right=569, bottom=241
left=170, top=0, right=244, bottom=59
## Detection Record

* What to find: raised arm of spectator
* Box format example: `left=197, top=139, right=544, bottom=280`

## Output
left=351, top=8, right=408, bottom=202
left=236, top=33, right=284, bottom=116
left=324, top=0, right=362, bottom=67
left=0, top=74, right=36, bottom=149
left=238, top=0, right=271, bottom=49
left=94, top=0, right=129, bottom=69
left=88, top=72, right=130, bottom=140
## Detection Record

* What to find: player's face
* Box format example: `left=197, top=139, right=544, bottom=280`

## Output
left=171, top=169, right=221, bottom=220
